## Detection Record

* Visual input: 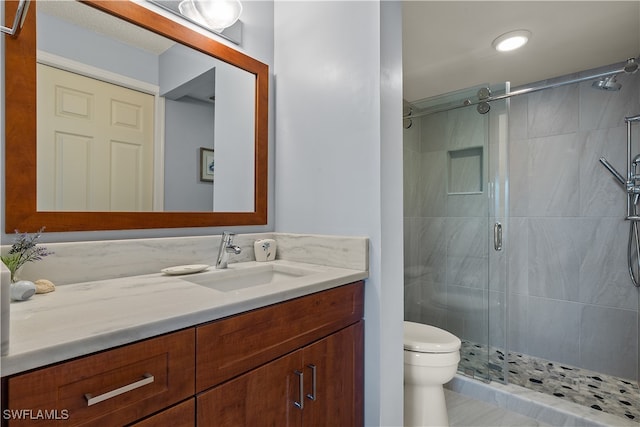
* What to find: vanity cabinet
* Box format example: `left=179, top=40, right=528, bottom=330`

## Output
left=196, top=281, right=364, bottom=426
left=2, top=281, right=364, bottom=427
left=196, top=321, right=363, bottom=427
left=195, top=280, right=364, bottom=391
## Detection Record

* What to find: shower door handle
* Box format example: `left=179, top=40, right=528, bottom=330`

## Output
left=494, top=222, right=503, bottom=251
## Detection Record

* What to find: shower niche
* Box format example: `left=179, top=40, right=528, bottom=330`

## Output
left=447, top=147, right=483, bottom=194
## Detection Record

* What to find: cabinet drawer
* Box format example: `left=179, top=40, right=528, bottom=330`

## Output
left=6, top=329, right=195, bottom=426
left=196, top=281, right=364, bottom=391
left=129, top=398, right=195, bottom=427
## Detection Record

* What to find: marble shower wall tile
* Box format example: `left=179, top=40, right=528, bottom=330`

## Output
left=580, top=304, right=638, bottom=380
left=420, top=110, right=448, bottom=152
left=509, top=94, right=528, bottom=141
left=404, top=217, right=447, bottom=325
left=446, top=217, right=488, bottom=290
left=404, top=144, right=423, bottom=217
left=419, top=150, right=448, bottom=217
left=578, top=218, right=637, bottom=310
left=508, top=292, right=529, bottom=355
left=445, top=285, right=488, bottom=345
left=527, top=82, right=579, bottom=138
left=507, top=217, right=528, bottom=296
left=404, top=217, right=447, bottom=284
left=419, top=218, right=448, bottom=283
left=404, top=280, right=422, bottom=322
left=413, top=279, right=448, bottom=329
left=447, top=105, right=487, bottom=150
left=507, top=140, right=529, bottom=217
left=527, top=133, right=581, bottom=217
left=579, top=126, right=628, bottom=217
left=488, top=290, right=506, bottom=349
left=527, top=219, right=581, bottom=301
left=404, top=148, right=447, bottom=218
left=526, top=297, right=581, bottom=366
left=447, top=193, right=487, bottom=218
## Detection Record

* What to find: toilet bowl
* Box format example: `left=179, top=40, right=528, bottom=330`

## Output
left=403, top=321, right=461, bottom=427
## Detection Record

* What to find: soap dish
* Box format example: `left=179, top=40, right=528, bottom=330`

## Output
left=161, top=264, right=209, bottom=275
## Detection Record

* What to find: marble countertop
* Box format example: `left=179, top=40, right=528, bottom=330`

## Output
left=1, top=260, right=367, bottom=377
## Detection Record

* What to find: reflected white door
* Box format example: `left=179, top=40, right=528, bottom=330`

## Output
left=37, top=64, right=154, bottom=211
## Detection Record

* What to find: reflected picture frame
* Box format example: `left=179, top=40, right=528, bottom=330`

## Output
left=200, top=147, right=215, bottom=183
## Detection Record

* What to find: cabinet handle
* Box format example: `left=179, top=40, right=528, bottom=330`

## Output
left=84, top=373, right=154, bottom=406
left=294, top=370, right=304, bottom=409
left=306, top=364, right=316, bottom=401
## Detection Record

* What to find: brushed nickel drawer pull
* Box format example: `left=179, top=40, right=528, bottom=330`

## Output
left=84, top=373, right=154, bottom=406
left=293, top=370, right=304, bottom=410
left=306, top=364, right=317, bottom=401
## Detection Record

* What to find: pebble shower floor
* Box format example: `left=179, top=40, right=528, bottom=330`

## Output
left=460, top=341, right=639, bottom=422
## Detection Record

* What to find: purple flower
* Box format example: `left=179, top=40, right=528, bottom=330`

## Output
left=1, top=227, right=53, bottom=282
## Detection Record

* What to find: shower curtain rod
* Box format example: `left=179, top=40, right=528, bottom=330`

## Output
left=403, top=65, right=629, bottom=120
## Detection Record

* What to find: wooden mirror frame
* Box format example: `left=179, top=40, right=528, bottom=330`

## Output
left=4, top=0, right=268, bottom=232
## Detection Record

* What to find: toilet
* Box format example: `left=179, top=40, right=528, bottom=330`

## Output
left=403, top=321, right=461, bottom=427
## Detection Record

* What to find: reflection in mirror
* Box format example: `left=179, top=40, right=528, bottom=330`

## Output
left=36, top=1, right=255, bottom=213
left=4, top=0, right=268, bottom=232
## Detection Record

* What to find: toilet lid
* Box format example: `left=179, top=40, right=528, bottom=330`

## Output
left=403, top=321, right=461, bottom=353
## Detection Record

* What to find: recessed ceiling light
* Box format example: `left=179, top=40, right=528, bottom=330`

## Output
left=492, top=30, right=531, bottom=52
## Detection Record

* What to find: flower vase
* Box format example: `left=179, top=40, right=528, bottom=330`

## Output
left=10, top=280, right=36, bottom=301
left=9, top=266, right=36, bottom=301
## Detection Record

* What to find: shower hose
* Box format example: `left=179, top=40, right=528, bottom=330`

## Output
left=629, top=205, right=640, bottom=288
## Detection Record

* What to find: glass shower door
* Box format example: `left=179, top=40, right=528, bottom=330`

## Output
left=403, top=83, right=508, bottom=382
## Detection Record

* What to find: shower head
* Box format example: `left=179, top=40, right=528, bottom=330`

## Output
left=592, top=75, right=622, bottom=91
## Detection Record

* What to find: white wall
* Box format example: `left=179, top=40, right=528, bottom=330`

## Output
left=273, top=1, right=404, bottom=425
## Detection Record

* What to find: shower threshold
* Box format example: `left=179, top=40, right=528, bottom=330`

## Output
left=458, top=341, right=639, bottom=422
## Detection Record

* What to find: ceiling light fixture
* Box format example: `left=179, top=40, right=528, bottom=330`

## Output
left=492, top=30, right=531, bottom=52
left=178, top=0, right=242, bottom=32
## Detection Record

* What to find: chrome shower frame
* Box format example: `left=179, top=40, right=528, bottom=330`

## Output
left=404, top=57, right=639, bottom=120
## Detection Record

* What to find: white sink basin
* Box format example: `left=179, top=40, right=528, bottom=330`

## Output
left=179, top=263, right=321, bottom=292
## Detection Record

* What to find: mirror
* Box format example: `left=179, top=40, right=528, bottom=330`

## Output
left=4, top=0, right=268, bottom=232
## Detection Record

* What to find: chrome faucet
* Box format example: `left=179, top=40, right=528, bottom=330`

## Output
left=216, top=232, right=242, bottom=269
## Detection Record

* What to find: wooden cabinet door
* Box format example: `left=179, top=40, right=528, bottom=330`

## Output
left=197, top=351, right=304, bottom=427
left=130, top=399, right=195, bottom=427
left=301, top=321, right=364, bottom=427
left=196, top=282, right=364, bottom=392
